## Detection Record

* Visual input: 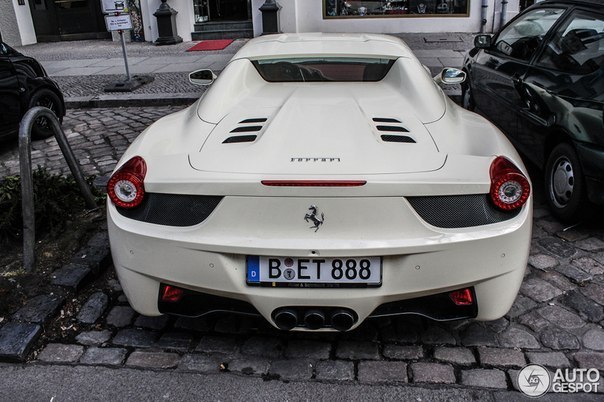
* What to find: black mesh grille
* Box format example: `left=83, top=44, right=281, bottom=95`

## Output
left=381, top=135, right=416, bottom=143
left=239, top=118, right=267, bottom=123
left=223, top=135, right=257, bottom=143
left=373, top=118, right=401, bottom=123
left=376, top=125, right=409, bottom=132
left=406, top=194, right=521, bottom=228
left=230, top=126, right=262, bottom=133
left=117, top=193, right=223, bottom=226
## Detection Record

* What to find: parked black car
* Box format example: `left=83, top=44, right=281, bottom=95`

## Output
left=0, top=41, right=65, bottom=140
left=462, top=0, right=603, bottom=222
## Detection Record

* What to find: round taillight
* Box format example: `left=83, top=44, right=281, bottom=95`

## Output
left=489, top=156, right=530, bottom=211
left=107, top=156, right=147, bottom=209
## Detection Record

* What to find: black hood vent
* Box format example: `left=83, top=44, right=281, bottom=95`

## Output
left=223, top=135, right=257, bottom=144
left=381, top=135, right=415, bottom=143
left=223, top=118, right=268, bottom=144
left=373, top=118, right=414, bottom=143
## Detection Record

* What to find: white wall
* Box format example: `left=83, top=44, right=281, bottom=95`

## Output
left=13, top=0, right=36, bottom=44
left=0, top=0, right=36, bottom=46
left=252, top=0, right=264, bottom=36
left=143, top=0, right=193, bottom=42
left=490, top=0, right=520, bottom=32
left=252, top=0, right=298, bottom=36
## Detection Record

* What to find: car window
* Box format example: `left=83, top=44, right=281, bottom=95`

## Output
left=536, top=10, right=604, bottom=75
left=251, top=57, right=396, bottom=82
left=493, top=8, right=565, bottom=61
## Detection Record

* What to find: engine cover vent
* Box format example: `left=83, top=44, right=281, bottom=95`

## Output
left=381, top=135, right=416, bottom=143
left=239, top=118, right=267, bottom=124
left=230, top=125, right=263, bottom=133
left=223, top=135, right=258, bottom=144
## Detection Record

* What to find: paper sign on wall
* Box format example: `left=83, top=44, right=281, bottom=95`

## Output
left=105, top=14, right=133, bottom=31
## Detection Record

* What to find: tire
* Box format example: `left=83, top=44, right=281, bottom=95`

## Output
left=28, top=88, right=63, bottom=140
left=461, top=81, right=475, bottom=111
left=544, top=142, right=590, bottom=222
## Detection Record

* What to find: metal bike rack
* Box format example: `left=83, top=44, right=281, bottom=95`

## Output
left=18, top=106, right=97, bottom=272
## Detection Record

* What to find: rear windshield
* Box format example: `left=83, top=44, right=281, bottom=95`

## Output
left=251, top=57, right=396, bottom=82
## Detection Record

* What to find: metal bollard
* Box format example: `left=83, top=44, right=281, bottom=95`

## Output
left=18, top=106, right=97, bottom=272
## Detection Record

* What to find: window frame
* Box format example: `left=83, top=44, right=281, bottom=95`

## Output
left=531, top=6, right=604, bottom=75
left=487, top=6, right=569, bottom=64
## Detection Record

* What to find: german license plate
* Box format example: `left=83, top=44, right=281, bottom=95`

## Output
left=246, top=256, right=382, bottom=287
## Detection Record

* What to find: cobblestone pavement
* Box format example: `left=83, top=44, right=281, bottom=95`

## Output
left=0, top=106, right=603, bottom=397
left=0, top=106, right=185, bottom=178
left=54, top=74, right=205, bottom=98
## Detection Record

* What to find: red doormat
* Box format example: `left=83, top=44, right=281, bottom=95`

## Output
left=187, top=39, right=234, bottom=52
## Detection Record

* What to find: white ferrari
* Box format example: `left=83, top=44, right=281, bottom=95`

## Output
left=107, top=33, right=532, bottom=331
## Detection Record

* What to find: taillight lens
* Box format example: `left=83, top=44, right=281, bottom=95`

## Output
left=489, top=156, right=530, bottom=211
left=107, top=156, right=147, bottom=209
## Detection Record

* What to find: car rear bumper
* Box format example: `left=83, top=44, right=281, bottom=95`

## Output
left=108, top=196, right=532, bottom=330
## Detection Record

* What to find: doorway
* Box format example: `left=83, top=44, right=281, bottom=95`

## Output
left=28, top=0, right=109, bottom=41
left=194, top=0, right=250, bottom=23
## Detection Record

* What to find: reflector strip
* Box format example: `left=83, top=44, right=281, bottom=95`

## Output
left=261, top=180, right=367, bottom=187
left=449, top=288, right=474, bottom=306
left=161, top=285, right=184, bottom=303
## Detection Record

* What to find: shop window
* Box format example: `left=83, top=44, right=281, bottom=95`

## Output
left=324, top=0, right=469, bottom=18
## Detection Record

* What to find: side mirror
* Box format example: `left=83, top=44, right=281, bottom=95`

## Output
left=474, top=34, right=492, bottom=49
left=434, top=67, right=466, bottom=85
left=189, top=69, right=217, bottom=86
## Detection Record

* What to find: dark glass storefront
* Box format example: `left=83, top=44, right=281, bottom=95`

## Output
left=193, top=0, right=251, bottom=23
left=28, top=0, right=109, bottom=41
left=324, top=0, right=470, bottom=18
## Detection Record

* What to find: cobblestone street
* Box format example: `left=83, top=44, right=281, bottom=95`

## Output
left=1, top=105, right=603, bottom=398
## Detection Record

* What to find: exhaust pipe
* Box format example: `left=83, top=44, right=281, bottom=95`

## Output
left=273, top=308, right=298, bottom=330
left=331, top=309, right=356, bottom=331
left=303, top=309, right=325, bottom=330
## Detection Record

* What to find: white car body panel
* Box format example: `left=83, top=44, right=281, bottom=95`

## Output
left=107, top=33, right=533, bottom=331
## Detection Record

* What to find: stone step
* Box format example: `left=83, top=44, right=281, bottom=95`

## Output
left=191, top=29, right=253, bottom=40
left=193, top=21, right=252, bottom=32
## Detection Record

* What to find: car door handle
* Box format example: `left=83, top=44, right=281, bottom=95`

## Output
left=519, top=108, right=555, bottom=128
left=487, top=57, right=500, bottom=68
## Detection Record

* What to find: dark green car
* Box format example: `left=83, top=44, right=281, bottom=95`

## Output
left=462, top=0, right=603, bottom=222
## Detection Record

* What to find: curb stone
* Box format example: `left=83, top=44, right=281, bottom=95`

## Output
left=0, top=229, right=111, bottom=363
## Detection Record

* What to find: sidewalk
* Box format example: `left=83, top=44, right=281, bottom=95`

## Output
left=13, top=33, right=475, bottom=108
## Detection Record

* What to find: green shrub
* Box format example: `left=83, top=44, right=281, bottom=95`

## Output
left=0, top=167, right=102, bottom=243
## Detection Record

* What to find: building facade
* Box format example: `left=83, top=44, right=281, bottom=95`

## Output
left=1, top=0, right=520, bottom=46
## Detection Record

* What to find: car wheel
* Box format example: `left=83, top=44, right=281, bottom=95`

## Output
left=28, top=88, right=63, bottom=140
left=545, top=142, right=589, bottom=222
left=461, top=82, right=475, bottom=111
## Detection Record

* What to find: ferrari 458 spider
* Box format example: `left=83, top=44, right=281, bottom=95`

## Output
left=107, top=33, right=532, bottom=331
